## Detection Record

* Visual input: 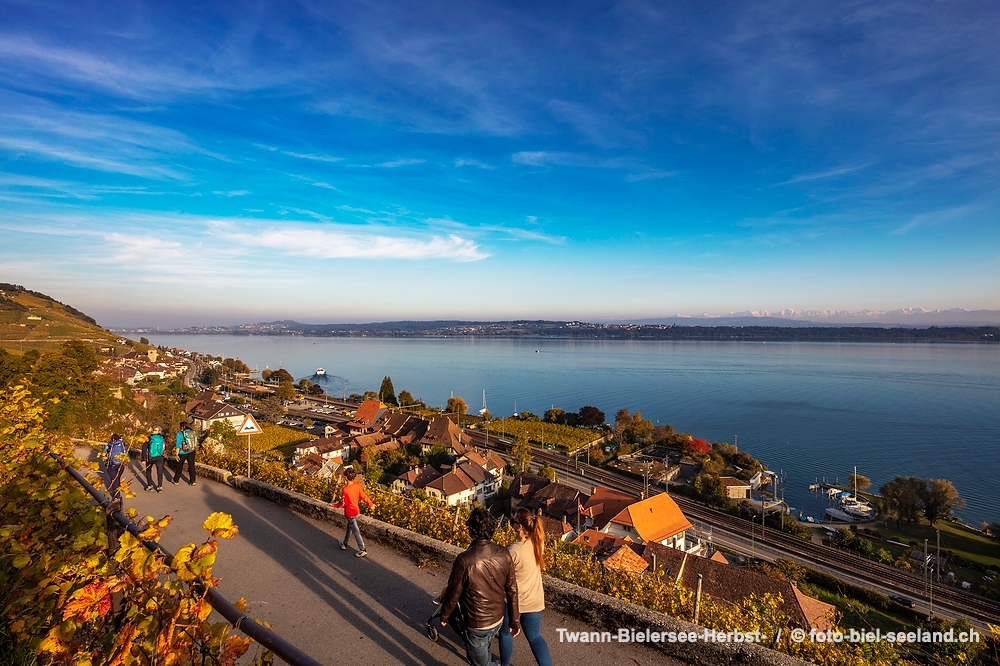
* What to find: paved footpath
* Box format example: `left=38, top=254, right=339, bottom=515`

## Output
left=86, top=451, right=683, bottom=666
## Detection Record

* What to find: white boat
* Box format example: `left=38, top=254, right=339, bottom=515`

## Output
left=315, top=368, right=326, bottom=376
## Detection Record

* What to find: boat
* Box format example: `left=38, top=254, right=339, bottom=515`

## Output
left=315, top=368, right=326, bottom=376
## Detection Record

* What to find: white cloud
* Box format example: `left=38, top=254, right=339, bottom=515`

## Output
left=455, top=157, right=495, bottom=169
left=213, top=189, right=251, bottom=196
left=225, top=224, right=489, bottom=261
left=375, top=158, right=426, bottom=168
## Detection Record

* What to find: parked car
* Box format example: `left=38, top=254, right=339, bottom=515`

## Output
left=888, top=595, right=915, bottom=608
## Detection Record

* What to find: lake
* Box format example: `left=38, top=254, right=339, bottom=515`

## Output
left=146, top=334, right=1000, bottom=526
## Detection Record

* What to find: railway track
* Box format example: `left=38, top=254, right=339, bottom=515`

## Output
left=465, top=428, right=1000, bottom=625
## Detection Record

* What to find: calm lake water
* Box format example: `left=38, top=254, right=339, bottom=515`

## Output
left=148, top=335, right=1000, bottom=526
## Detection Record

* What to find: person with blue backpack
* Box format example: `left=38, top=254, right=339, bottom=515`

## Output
left=142, top=427, right=166, bottom=492
left=104, top=433, right=129, bottom=500
left=173, top=422, right=199, bottom=486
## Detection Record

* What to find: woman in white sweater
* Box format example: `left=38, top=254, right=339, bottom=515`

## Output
left=498, top=508, right=552, bottom=666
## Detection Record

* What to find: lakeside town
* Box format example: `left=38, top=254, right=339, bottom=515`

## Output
left=2, top=285, right=999, bottom=666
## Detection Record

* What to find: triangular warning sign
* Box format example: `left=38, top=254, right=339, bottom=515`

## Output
left=237, top=414, right=263, bottom=435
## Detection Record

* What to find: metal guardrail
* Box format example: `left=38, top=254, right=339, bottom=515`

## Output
left=54, top=451, right=326, bottom=666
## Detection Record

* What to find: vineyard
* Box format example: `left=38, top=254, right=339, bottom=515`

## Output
left=482, top=418, right=598, bottom=451
left=239, top=425, right=313, bottom=454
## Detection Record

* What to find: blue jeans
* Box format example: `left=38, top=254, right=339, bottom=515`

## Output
left=343, top=516, right=366, bottom=551
left=499, top=607, right=552, bottom=666
left=463, top=623, right=502, bottom=666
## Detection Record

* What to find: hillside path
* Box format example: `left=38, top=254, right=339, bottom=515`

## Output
left=80, top=449, right=683, bottom=666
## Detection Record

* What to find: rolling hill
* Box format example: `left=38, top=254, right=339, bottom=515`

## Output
left=0, top=283, right=123, bottom=353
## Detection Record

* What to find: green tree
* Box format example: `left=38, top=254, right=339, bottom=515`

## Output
left=59, top=339, right=99, bottom=374
left=210, top=418, right=237, bottom=447
left=848, top=471, right=871, bottom=493
left=261, top=369, right=272, bottom=382
left=0, top=348, right=33, bottom=388
left=510, top=430, right=532, bottom=473
left=379, top=376, right=398, bottom=406
left=139, top=336, right=150, bottom=345
left=879, top=476, right=924, bottom=528
left=693, top=473, right=726, bottom=503
left=302, top=417, right=314, bottom=429
left=270, top=368, right=293, bottom=384
left=446, top=396, right=468, bottom=416
left=398, top=389, right=415, bottom=406
left=538, top=463, right=557, bottom=482
left=578, top=405, right=605, bottom=428
left=362, top=390, right=379, bottom=401
left=258, top=395, right=284, bottom=422
left=544, top=407, right=565, bottom=424
left=918, top=478, right=965, bottom=526
left=200, top=365, right=223, bottom=386
left=297, top=378, right=313, bottom=391
left=275, top=381, right=296, bottom=402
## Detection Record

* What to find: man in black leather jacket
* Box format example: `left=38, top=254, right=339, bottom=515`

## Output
left=440, top=508, right=520, bottom=666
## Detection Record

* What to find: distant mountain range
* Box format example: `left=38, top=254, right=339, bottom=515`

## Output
left=621, top=308, right=1000, bottom=327
left=118, top=316, right=1000, bottom=343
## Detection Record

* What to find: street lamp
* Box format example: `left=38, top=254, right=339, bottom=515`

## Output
left=750, top=514, right=757, bottom=561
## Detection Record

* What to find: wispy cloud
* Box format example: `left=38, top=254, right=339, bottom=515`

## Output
left=455, top=158, right=495, bottom=169
left=776, top=164, right=871, bottom=186
left=213, top=189, right=250, bottom=197
left=221, top=223, right=489, bottom=261
left=375, top=158, right=426, bottom=168
left=255, top=144, right=344, bottom=163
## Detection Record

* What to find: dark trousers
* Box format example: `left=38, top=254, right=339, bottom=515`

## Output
left=106, top=462, right=125, bottom=499
left=173, top=453, right=196, bottom=484
left=145, top=457, right=164, bottom=488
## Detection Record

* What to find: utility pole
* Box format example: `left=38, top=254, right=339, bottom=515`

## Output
left=936, top=529, right=941, bottom=583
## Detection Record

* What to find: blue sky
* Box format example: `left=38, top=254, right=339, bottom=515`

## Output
left=1, top=1, right=998, bottom=327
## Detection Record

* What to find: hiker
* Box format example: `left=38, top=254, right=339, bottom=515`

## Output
left=498, top=508, right=552, bottom=666
left=104, top=433, right=129, bottom=500
left=142, top=427, right=166, bottom=492
left=331, top=467, right=374, bottom=557
left=173, top=422, right=198, bottom=486
left=439, top=508, right=519, bottom=666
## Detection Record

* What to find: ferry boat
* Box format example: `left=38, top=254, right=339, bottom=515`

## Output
left=315, top=368, right=326, bottom=376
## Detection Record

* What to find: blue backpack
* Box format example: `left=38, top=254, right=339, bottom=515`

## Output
left=106, top=437, right=128, bottom=465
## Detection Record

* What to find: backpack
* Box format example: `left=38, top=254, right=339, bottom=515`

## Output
left=106, top=438, right=128, bottom=464
left=179, top=429, right=198, bottom=453
left=148, top=434, right=165, bottom=458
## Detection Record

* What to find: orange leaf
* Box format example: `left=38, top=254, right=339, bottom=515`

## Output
left=62, top=580, right=111, bottom=623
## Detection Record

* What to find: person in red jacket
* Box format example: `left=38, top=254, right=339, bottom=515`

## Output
left=331, top=467, right=374, bottom=557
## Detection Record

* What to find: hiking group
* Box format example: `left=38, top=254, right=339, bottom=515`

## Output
left=103, top=421, right=201, bottom=496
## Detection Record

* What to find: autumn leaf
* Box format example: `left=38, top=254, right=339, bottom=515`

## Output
left=203, top=512, right=239, bottom=539
left=63, top=580, right=112, bottom=622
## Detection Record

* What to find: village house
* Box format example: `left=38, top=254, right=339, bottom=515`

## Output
left=392, top=464, right=443, bottom=493
left=642, top=542, right=835, bottom=632
left=419, top=416, right=468, bottom=457
left=719, top=476, right=752, bottom=500
left=294, top=436, right=351, bottom=463
left=582, top=487, right=698, bottom=553
left=345, top=399, right=388, bottom=435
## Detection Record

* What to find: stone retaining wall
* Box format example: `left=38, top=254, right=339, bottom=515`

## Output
left=196, top=462, right=808, bottom=666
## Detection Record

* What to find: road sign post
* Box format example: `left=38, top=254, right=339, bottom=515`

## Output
left=237, top=414, right=263, bottom=478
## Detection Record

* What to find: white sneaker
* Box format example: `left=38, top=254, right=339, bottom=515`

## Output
left=355, top=550, right=368, bottom=558
left=339, top=540, right=347, bottom=550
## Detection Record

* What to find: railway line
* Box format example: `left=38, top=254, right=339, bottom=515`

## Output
left=463, top=428, right=1000, bottom=626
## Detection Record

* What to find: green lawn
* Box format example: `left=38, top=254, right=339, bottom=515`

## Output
left=874, top=518, right=1000, bottom=570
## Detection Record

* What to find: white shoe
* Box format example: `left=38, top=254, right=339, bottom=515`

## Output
left=339, top=540, right=347, bottom=550
left=355, top=550, right=368, bottom=558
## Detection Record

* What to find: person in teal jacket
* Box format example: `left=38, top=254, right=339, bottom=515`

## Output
left=172, top=422, right=199, bottom=486
left=142, top=427, right=166, bottom=492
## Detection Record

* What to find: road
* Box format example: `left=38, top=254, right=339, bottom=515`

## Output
left=85, top=448, right=685, bottom=666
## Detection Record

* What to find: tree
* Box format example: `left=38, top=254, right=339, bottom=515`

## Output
left=614, top=409, right=633, bottom=441
left=60, top=340, right=99, bottom=374
left=480, top=409, right=492, bottom=421
left=693, top=473, right=726, bottom=503
left=879, top=476, right=923, bottom=528
left=307, top=383, right=325, bottom=395
left=270, top=368, right=293, bottom=384
left=275, top=381, right=296, bottom=402
left=261, top=369, right=272, bottom=382
left=446, top=396, right=468, bottom=416
left=258, top=396, right=284, bottom=422
left=918, top=478, right=965, bottom=526
left=538, top=463, right=557, bottom=482
left=348, top=393, right=363, bottom=403
left=139, top=336, right=150, bottom=345
left=578, top=405, right=605, bottom=428
left=510, top=431, right=532, bottom=473
left=544, top=407, right=565, bottom=424
left=296, top=378, right=313, bottom=391
left=199, top=366, right=222, bottom=386
left=398, top=389, right=415, bottom=406
left=379, top=376, right=398, bottom=406
left=684, top=437, right=712, bottom=457
left=302, top=417, right=314, bottom=429
left=848, top=471, right=871, bottom=493
left=210, top=419, right=237, bottom=447
left=0, top=348, right=33, bottom=388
